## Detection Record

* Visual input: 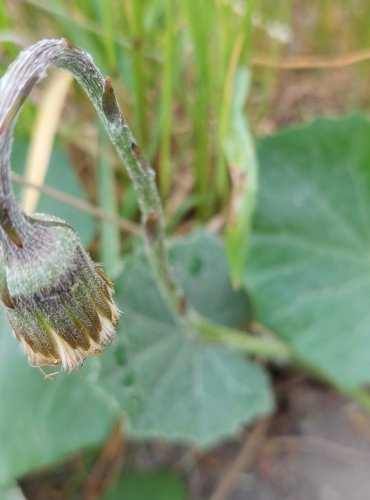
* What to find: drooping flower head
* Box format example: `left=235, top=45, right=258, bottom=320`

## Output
left=0, top=40, right=119, bottom=371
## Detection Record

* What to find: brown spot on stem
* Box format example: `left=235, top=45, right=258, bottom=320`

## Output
left=62, top=38, right=77, bottom=50
left=131, top=142, right=140, bottom=157
left=104, top=76, right=113, bottom=92
left=177, top=295, right=188, bottom=316
left=102, top=76, right=120, bottom=121
left=144, top=211, right=158, bottom=241
left=130, top=142, right=151, bottom=172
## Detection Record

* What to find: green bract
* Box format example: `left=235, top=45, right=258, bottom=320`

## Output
left=2, top=214, right=118, bottom=371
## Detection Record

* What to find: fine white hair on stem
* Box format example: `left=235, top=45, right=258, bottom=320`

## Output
left=0, top=38, right=187, bottom=318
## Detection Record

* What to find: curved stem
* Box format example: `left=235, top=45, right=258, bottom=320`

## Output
left=1, top=39, right=290, bottom=364
left=0, top=38, right=187, bottom=316
left=191, top=313, right=291, bottom=361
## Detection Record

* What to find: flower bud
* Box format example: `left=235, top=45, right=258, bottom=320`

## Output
left=0, top=39, right=120, bottom=371
left=0, top=214, right=119, bottom=371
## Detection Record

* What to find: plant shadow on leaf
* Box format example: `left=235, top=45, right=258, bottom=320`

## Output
left=96, top=230, right=274, bottom=447
left=246, top=114, right=370, bottom=389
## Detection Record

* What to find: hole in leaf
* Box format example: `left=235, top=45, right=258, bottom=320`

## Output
left=189, top=256, right=203, bottom=276
left=115, top=345, right=126, bottom=365
left=122, top=372, right=135, bottom=387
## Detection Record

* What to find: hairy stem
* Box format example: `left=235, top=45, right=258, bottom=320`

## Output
left=0, top=38, right=187, bottom=316
left=0, top=39, right=290, bottom=363
left=191, top=313, right=291, bottom=361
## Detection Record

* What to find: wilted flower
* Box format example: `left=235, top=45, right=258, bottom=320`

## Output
left=0, top=40, right=119, bottom=371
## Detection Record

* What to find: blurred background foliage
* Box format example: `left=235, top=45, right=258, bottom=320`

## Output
left=2, top=1, right=370, bottom=499
left=2, top=0, right=370, bottom=232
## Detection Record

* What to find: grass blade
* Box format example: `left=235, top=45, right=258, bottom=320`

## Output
left=224, top=67, right=258, bottom=288
left=98, top=124, right=121, bottom=277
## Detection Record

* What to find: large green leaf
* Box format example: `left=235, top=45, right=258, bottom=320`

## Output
left=0, top=317, right=115, bottom=486
left=97, top=231, right=273, bottom=446
left=11, top=140, right=95, bottom=245
left=0, top=230, right=272, bottom=485
left=246, top=115, right=370, bottom=388
left=0, top=142, right=110, bottom=486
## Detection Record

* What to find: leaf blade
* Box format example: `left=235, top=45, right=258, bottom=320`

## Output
left=98, top=231, right=273, bottom=446
left=246, top=115, right=370, bottom=388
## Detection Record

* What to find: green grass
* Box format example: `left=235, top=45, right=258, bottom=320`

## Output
left=2, top=0, right=370, bottom=236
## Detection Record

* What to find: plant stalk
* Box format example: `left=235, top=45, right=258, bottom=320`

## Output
left=0, top=38, right=187, bottom=316
left=0, top=39, right=290, bottom=363
left=191, top=313, right=291, bottom=361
